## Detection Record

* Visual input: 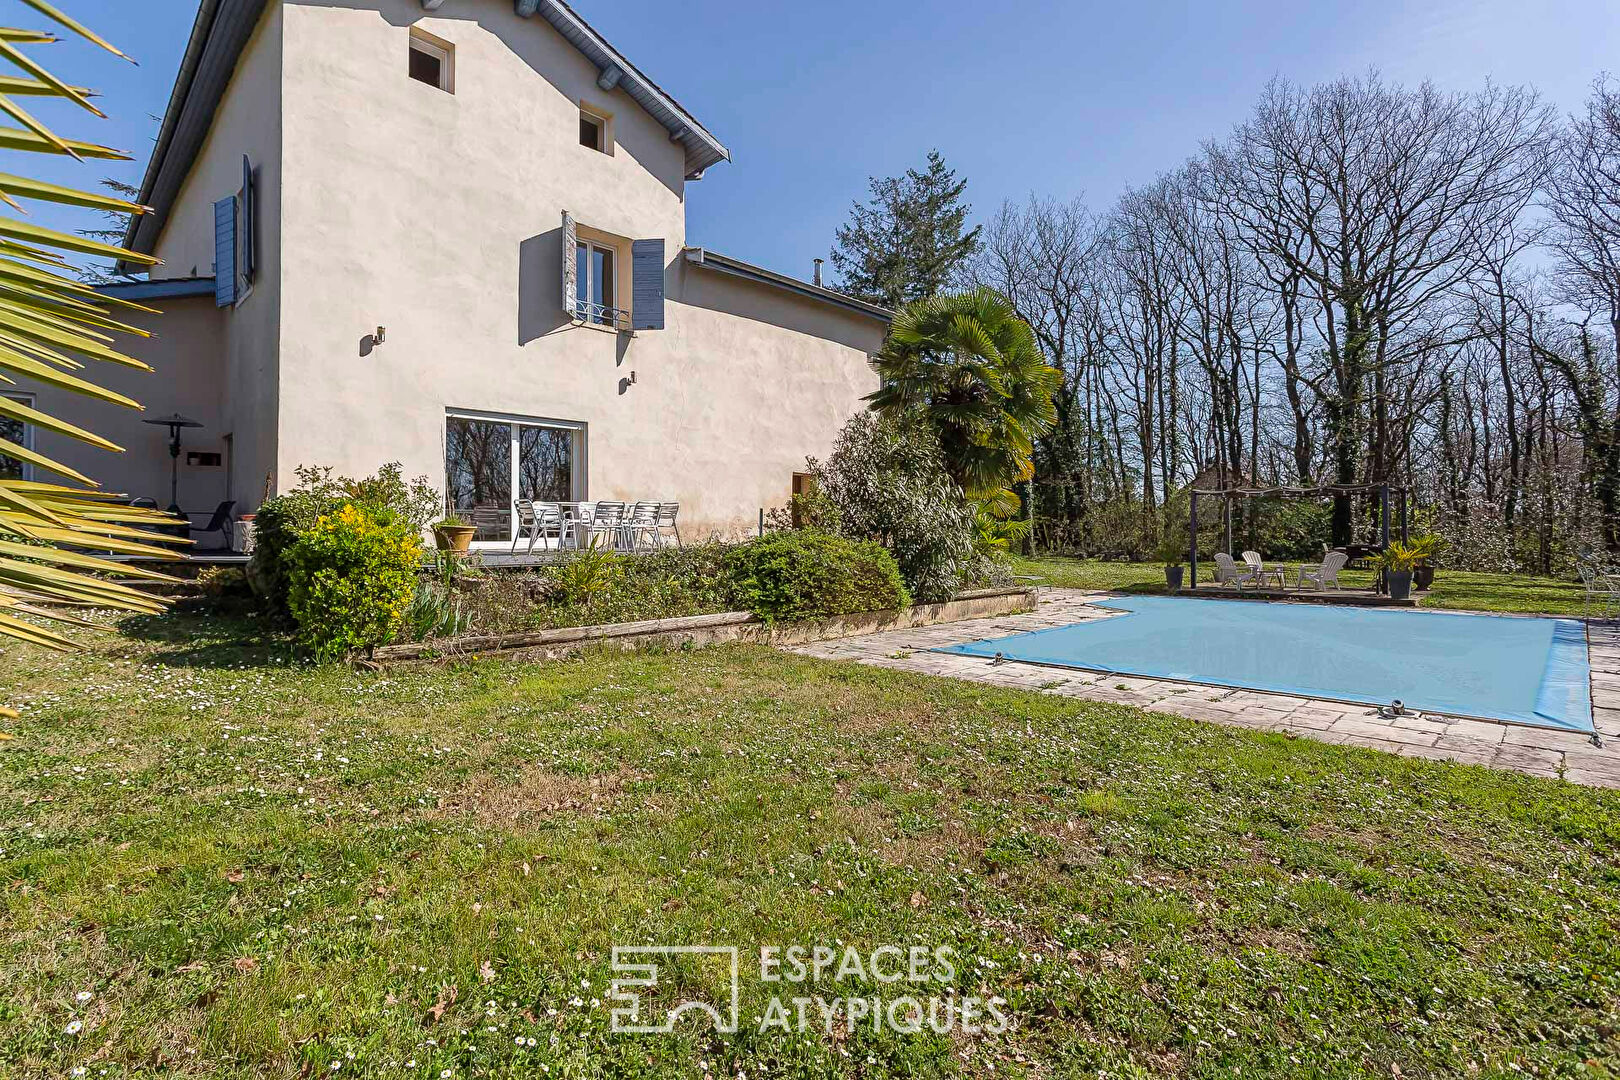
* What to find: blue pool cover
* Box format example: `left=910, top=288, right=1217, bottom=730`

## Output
left=939, top=597, right=1593, bottom=733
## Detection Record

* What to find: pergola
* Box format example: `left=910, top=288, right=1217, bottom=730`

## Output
left=1187, top=483, right=1410, bottom=588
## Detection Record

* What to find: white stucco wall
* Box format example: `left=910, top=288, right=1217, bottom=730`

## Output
left=22, top=296, right=231, bottom=514
left=272, top=0, right=882, bottom=536
left=153, top=1, right=285, bottom=513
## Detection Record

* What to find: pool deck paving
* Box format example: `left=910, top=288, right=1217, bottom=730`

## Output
left=790, top=588, right=1620, bottom=789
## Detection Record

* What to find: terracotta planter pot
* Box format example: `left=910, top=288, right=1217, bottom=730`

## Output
left=433, top=525, right=476, bottom=553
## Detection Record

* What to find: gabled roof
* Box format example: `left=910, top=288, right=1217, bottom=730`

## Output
left=497, top=0, right=729, bottom=179
left=123, top=0, right=729, bottom=263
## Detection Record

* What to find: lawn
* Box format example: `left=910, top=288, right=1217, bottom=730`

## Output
left=1010, top=556, right=1592, bottom=616
left=3, top=613, right=1620, bottom=1078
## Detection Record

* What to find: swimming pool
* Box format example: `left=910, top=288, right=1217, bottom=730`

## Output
left=938, top=596, right=1593, bottom=733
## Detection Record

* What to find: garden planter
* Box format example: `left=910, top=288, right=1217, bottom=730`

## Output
left=433, top=525, right=476, bottom=553
left=1387, top=569, right=1414, bottom=601
left=1413, top=565, right=1434, bottom=591
left=1164, top=565, right=1184, bottom=591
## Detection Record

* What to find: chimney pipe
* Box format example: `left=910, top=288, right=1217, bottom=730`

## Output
left=813, top=258, right=824, bottom=287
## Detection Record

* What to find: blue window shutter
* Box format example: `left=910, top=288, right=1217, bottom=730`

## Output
left=238, top=155, right=255, bottom=291
left=631, top=238, right=665, bottom=330
left=561, top=211, right=576, bottom=317
left=213, top=196, right=237, bottom=308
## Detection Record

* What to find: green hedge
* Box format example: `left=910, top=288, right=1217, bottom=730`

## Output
left=723, top=531, right=908, bottom=623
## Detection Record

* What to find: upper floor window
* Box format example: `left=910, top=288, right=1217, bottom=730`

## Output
left=579, top=106, right=611, bottom=153
left=575, top=239, right=620, bottom=326
left=409, top=29, right=454, bottom=93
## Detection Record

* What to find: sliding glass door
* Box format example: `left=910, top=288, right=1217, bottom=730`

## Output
left=446, top=411, right=583, bottom=543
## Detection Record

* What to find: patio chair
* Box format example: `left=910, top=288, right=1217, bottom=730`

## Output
left=655, top=501, right=681, bottom=548
left=1241, top=550, right=1284, bottom=589
left=510, top=499, right=537, bottom=554
left=1577, top=553, right=1620, bottom=616
left=469, top=506, right=508, bottom=543
left=1213, top=552, right=1260, bottom=588
left=625, top=501, right=660, bottom=550
left=589, top=500, right=627, bottom=549
left=1298, top=550, right=1348, bottom=592
left=186, top=500, right=235, bottom=550
left=522, top=501, right=567, bottom=555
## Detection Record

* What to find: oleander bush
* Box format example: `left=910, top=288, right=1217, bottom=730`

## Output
left=283, top=504, right=422, bottom=660
left=723, top=530, right=908, bottom=623
left=809, top=412, right=976, bottom=603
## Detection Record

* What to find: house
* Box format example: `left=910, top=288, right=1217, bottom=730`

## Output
left=7, top=0, right=890, bottom=546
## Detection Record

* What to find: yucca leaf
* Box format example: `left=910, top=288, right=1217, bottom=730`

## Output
left=15, top=1, right=130, bottom=61
left=0, top=37, right=102, bottom=117
left=0, top=609, right=74, bottom=650
left=0, top=125, right=124, bottom=158
left=0, top=433, right=94, bottom=483
left=0, top=72, right=88, bottom=95
left=0, top=213, right=156, bottom=263
left=0, top=171, right=144, bottom=212
left=0, top=87, right=70, bottom=155
left=22, top=525, right=189, bottom=560
left=0, top=340, right=143, bottom=405
left=0, top=28, right=57, bottom=44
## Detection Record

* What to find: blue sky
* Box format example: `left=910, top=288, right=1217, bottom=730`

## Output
left=15, top=0, right=1620, bottom=282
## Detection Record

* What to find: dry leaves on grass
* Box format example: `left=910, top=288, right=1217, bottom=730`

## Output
left=433, top=767, right=635, bottom=828
left=424, top=986, right=457, bottom=1026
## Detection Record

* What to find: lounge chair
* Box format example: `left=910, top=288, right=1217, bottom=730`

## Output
left=1298, top=551, right=1348, bottom=592
left=1213, top=552, right=1260, bottom=588
left=1241, top=550, right=1285, bottom=588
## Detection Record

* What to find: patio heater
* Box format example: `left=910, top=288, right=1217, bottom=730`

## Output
left=142, top=412, right=203, bottom=515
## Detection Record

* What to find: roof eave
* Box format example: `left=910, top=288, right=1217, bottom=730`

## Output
left=682, top=248, right=893, bottom=323
left=520, top=0, right=729, bottom=180
left=120, top=0, right=270, bottom=272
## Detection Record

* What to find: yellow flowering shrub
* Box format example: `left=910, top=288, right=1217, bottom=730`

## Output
left=283, top=504, right=422, bottom=660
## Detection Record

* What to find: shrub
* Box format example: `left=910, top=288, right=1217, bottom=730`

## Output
left=250, top=463, right=438, bottom=619
left=406, top=580, right=472, bottom=641
left=549, top=537, right=622, bottom=607
left=724, top=531, right=908, bottom=623
left=283, top=504, right=422, bottom=660
left=811, top=412, right=974, bottom=603
left=444, top=543, right=737, bottom=633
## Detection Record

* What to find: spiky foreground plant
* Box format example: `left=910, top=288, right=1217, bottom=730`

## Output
left=0, top=1, right=185, bottom=656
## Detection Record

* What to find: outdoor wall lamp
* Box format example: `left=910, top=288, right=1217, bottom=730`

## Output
left=374, top=326, right=386, bottom=345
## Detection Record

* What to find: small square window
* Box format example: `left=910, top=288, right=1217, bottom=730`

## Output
left=579, top=108, right=608, bottom=152
left=409, top=30, right=453, bottom=92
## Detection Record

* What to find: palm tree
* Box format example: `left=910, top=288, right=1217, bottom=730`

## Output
left=0, top=1, right=185, bottom=675
left=867, top=288, right=1060, bottom=500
